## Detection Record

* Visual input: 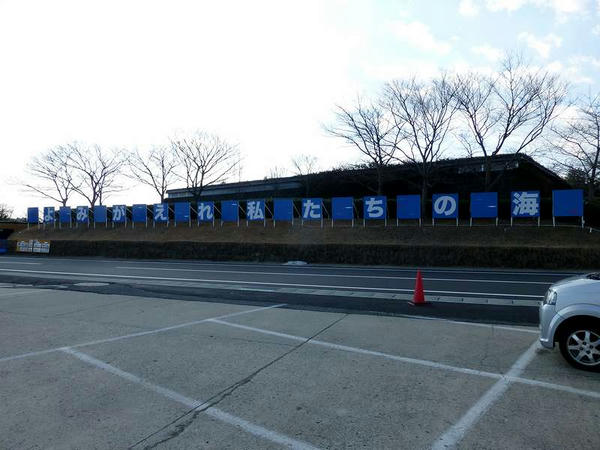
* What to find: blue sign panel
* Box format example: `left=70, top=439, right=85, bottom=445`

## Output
left=94, top=205, right=107, bottom=223
left=363, top=196, right=386, bottom=220
left=27, top=207, right=39, bottom=224
left=274, top=199, right=294, bottom=221
left=301, top=198, right=322, bottom=220
left=153, top=203, right=169, bottom=222
left=511, top=191, right=540, bottom=218
left=112, top=205, right=127, bottom=223
left=132, top=204, right=147, bottom=223
left=470, top=192, right=498, bottom=219
left=43, top=207, right=55, bottom=224
left=59, top=206, right=71, bottom=224
left=174, top=202, right=190, bottom=223
left=246, top=200, right=265, bottom=221
left=396, top=195, right=421, bottom=219
left=553, top=189, right=584, bottom=217
left=432, top=193, right=459, bottom=219
left=221, top=201, right=239, bottom=222
left=76, top=206, right=89, bottom=223
left=332, top=197, right=354, bottom=220
left=197, top=202, right=214, bottom=222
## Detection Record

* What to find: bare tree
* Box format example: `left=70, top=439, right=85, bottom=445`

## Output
left=23, top=146, right=78, bottom=206
left=291, top=154, right=319, bottom=196
left=455, top=54, right=568, bottom=190
left=549, top=93, right=600, bottom=200
left=128, top=146, right=179, bottom=203
left=384, top=75, right=457, bottom=214
left=326, top=97, right=400, bottom=194
left=67, top=142, right=126, bottom=207
left=291, top=154, right=319, bottom=176
left=262, top=166, right=288, bottom=199
left=265, top=166, right=288, bottom=180
left=171, top=131, right=240, bottom=202
left=0, top=204, right=13, bottom=220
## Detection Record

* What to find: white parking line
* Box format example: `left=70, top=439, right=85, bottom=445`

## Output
left=0, top=290, right=40, bottom=298
left=0, top=301, right=540, bottom=367
left=209, top=319, right=600, bottom=401
left=507, top=375, right=600, bottom=398
left=208, top=319, right=506, bottom=379
left=0, top=303, right=285, bottom=363
left=62, top=348, right=320, bottom=450
left=431, top=342, right=539, bottom=450
left=450, top=321, right=538, bottom=334
left=0, top=261, right=41, bottom=265
left=398, top=314, right=539, bottom=334
left=0, top=268, right=545, bottom=298
left=115, top=266, right=552, bottom=285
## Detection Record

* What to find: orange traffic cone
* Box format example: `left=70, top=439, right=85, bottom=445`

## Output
left=410, top=269, right=427, bottom=306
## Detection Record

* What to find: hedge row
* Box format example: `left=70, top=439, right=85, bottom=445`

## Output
left=8, top=240, right=599, bottom=270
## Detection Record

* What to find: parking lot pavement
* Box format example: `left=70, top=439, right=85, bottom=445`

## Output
left=0, top=288, right=258, bottom=360
left=458, top=383, right=600, bottom=450
left=222, top=309, right=537, bottom=374
left=1, top=286, right=599, bottom=449
left=2, top=352, right=187, bottom=449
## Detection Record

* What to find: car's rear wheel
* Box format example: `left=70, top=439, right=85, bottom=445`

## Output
left=558, top=322, right=600, bottom=372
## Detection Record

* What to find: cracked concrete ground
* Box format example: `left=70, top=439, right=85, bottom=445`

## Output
left=1, top=286, right=599, bottom=449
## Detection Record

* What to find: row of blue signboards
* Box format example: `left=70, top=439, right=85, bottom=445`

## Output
left=27, top=190, right=585, bottom=224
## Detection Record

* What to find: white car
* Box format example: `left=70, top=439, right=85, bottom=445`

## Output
left=539, top=273, right=600, bottom=371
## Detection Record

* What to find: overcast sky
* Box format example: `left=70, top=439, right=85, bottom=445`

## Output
left=1, top=0, right=598, bottom=217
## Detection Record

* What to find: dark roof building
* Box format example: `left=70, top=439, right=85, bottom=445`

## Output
left=166, top=154, right=568, bottom=203
left=168, top=177, right=304, bottom=202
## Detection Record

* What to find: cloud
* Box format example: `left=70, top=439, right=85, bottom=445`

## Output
left=593, top=24, right=600, bottom=35
left=471, top=44, right=504, bottom=62
left=545, top=0, right=589, bottom=14
left=486, top=0, right=591, bottom=16
left=364, top=60, right=441, bottom=81
left=518, top=32, right=562, bottom=58
left=544, top=60, right=594, bottom=84
left=365, top=58, right=495, bottom=82
left=486, top=0, right=528, bottom=12
left=458, top=0, right=479, bottom=16
left=569, top=55, right=600, bottom=70
left=545, top=60, right=564, bottom=72
left=387, top=20, right=452, bottom=55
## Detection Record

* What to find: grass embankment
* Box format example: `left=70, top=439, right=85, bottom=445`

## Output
left=11, top=222, right=600, bottom=247
left=8, top=224, right=600, bottom=269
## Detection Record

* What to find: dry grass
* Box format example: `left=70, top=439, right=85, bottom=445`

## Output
left=12, top=221, right=600, bottom=248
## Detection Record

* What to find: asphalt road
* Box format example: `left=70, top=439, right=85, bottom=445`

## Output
left=0, top=255, right=581, bottom=325
left=0, top=255, right=577, bottom=298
